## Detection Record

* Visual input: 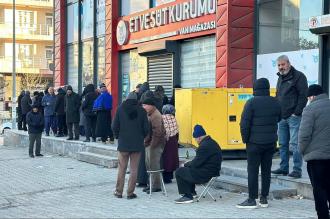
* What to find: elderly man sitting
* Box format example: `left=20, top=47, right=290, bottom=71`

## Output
left=175, top=125, right=222, bottom=204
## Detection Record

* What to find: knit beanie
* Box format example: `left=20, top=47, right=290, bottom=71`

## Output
left=126, top=92, right=137, bottom=100
left=307, top=84, right=324, bottom=97
left=193, top=124, right=206, bottom=138
left=142, top=97, right=155, bottom=106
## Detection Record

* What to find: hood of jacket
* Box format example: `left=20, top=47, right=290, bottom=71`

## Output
left=122, top=99, right=138, bottom=120
left=253, top=78, right=270, bottom=96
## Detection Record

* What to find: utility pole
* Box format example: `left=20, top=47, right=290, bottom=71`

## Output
left=11, top=0, right=16, bottom=129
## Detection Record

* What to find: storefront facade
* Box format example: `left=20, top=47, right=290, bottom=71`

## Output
left=55, top=0, right=329, bottom=108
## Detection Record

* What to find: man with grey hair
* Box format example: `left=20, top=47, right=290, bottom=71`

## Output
left=271, top=55, right=308, bottom=178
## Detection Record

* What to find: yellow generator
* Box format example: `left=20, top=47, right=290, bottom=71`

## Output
left=175, top=88, right=275, bottom=152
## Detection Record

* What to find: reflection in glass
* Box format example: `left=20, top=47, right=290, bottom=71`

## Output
left=97, top=0, right=105, bottom=36
left=82, top=0, right=94, bottom=40
left=121, top=0, right=149, bottom=16
left=67, top=44, right=79, bottom=91
left=82, top=41, right=94, bottom=88
left=67, top=3, right=78, bottom=43
left=97, top=37, right=105, bottom=85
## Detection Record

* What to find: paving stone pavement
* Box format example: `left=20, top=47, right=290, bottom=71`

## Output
left=0, top=145, right=317, bottom=219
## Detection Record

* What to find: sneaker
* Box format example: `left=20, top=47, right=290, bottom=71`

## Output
left=236, top=198, right=257, bottom=209
left=271, top=169, right=288, bottom=176
left=29, top=154, right=34, bottom=158
left=175, top=195, right=194, bottom=204
left=113, top=191, right=122, bottom=198
left=127, top=193, right=137, bottom=200
left=35, top=154, right=44, bottom=157
left=142, top=187, right=150, bottom=192
left=259, top=197, right=268, bottom=208
left=288, top=171, right=302, bottom=179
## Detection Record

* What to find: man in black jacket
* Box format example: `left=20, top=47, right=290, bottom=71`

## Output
left=237, top=78, right=281, bottom=209
left=17, top=90, right=25, bottom=130
left=55, top=88, right=66, bottom=137
left=65, top=86, right=81, bottom=140
left=272, top=55, right=308, bottom=179
left=82, top=84, right=98, bottom=142
left=21, top=91, right=32, bottom=131
left=174, top=125, right=222, bottom=204
left=26, top=104, right=44, bottom=158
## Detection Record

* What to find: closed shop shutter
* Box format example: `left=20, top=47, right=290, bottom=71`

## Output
left=181, top=35, right=216, bottom=88
left=147, top=54, right=173, bottom=97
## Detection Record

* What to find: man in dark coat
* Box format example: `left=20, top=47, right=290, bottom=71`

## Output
left=298, top=85, right=330, bottom=219
left=112, top=92, right=149, bottom=199
left=272, top=55, right=308, bottom=179
left=17, top=90, right=25, bottom=130
left=64, top=85, right=81, bottom=140
left=174, top=125, right=222, bottom=204
left=237, top=78, right=281, bottom=209
left=55, top=87, right=66, bottom=137
left=26, top=103, right=44, bottom=158
left=42, top=87, right=57, bottom=136
left=154, top=85, right=168, bottom=113
left=21, top=91, right=32, bottom=131
left=82, top=84, right=98, bottom=142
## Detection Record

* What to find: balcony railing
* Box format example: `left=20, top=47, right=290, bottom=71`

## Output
left=0, top=22, right=53, bottom=41
left=0, top=56, right=52, bottom=74
left=0, top=0, right=53, bottom=8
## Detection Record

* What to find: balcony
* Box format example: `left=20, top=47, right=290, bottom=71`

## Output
left=0, top=22, right=53, bottom=41
left=0, top=0, right=53, bottom=9
left=0, top=56, right=52, bottom=75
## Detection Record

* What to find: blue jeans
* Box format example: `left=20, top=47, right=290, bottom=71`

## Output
left=278, top=115, right=303, bottom=173
left=45, top=115, right=57, bottom=135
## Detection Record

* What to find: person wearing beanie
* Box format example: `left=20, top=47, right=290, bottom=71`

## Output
left=26, top=103, right=44, bottom=158
left=174, top=124, right=222, bottom=204
left=55, top=87, right=66, bottom=137
left=273, top=55, right=308, bottom=179
left=21, top=90, right=32, bottom=131
left=141, top=96, right=166, bottom=194
left=112, top=92, right=149, bottom=199
left=42, top=87, right=57, bottom=136
left=237, top=78, right=281, bottom=209
left=298, top=84, right=330, bottom=219
left=65, top=85, right=81, bottom=140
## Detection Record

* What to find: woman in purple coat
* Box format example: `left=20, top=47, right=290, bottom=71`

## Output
left=161, top=104, right=179, bottom=183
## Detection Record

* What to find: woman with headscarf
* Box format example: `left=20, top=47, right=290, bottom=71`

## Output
left=93, top=83, right=114, bottom=144
left=162, top=104, right=179, bottom=183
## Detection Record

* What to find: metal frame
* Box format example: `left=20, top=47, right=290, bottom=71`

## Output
left=197, top=176, right=221, bottom=202
left=320, top=0, right=329, bottom=94
left=147, top=169, right=167, bottom=198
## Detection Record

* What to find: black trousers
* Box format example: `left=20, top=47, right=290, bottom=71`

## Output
left=67, top=122, right=79, bottom=139
left=56, top=115, right=65, bottom=135
left=307, top=160, right=330, bottom=219
left=247, top=143, right=275, bottom=199
left=17, top=113, right=23, bottom=130
left=175, top=167, right=197, bottom=196
left=29, top=133, right=41, bottom=155
left=22, top=114, right=28, bottom=131
left=85, top=115, right=96, bottom=140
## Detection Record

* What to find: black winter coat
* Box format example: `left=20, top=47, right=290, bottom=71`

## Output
left=184, top=136, right=222, bottom=183
left=17, top=93, right=24, bottom=115
left=21, top=94, right=32, bottom=115
left=26, top=111, right=44, bottom=134
left=276, top=66, right=308, bottom=119
left=240, top=82, right=282, bottom=145
left=112, top=99, right=149, bottom=152
left=55, top=90, right=66, bottom=115
left=65, top=92, right=81, bottom=123
left=82, top=85, right=98, bottom=116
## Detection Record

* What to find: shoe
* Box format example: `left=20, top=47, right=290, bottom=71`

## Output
left=288, top=171, right=302, bottom=178
left=175, top=195, right=194, bottom=204
left=136, top=183, right=148, bottom=188
left=236, top=198, right=257, bottom=209
left=127, top=193, right=137, bottom=200
left=29, top=154, right=34, bottom=158
left=271, top=169, right=288, bottom=176
left=142, top=187, right=150, bottom=192
left=36, top=154, right=44, bottom=157
left=146, top=188, right=161, bottom=194
left=67, top=137, right=73, bottom=140
left=192, top=191, right=198, bottom=199
left=113, top=191, right=122, bottom=198
left=259, top=197, right=268, bottom=208
left=83, top=139, right=90, bottom=142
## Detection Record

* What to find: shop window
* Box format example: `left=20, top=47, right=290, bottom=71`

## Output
left=181, top=35, right=216, bottom=88
left=82, top=0, right=94, bottom=40
left=97, top=0, right=105, bottom=36
left=82, top=40, right=94, bottom=88
left=257, top=0, right=322, bottom=87
left=67, top=44, right=79, bottom=92
left=67, top=3, right=79, bottom=43
left=97, top=37, right=105, bottom=85
left=121, top=0, right=150, bottom=16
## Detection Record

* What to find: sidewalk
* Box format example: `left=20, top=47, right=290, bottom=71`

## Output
left=0, top=144, right=316, bottom=218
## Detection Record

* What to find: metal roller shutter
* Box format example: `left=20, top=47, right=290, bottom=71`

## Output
left=147, top=54, right=173, bottom=97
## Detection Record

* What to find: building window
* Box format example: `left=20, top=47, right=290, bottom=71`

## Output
left=67, top=3, right=79, bottom=43
left=257, top=0, right=322, bottom=87
left=97, top=0, right=105, bottom=36
left=97, top=37, right=105, bottom=85
left=121, top=0, right=150, bottom=16
left=67, top=44, right=79, bottom=92
left=181, top=35, right=216, bottom=88
left=82, top=0, right=94, bottom=40
left=45, top=46, right=53, bottom=62
left=82, top=40, right=94, bottom=88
